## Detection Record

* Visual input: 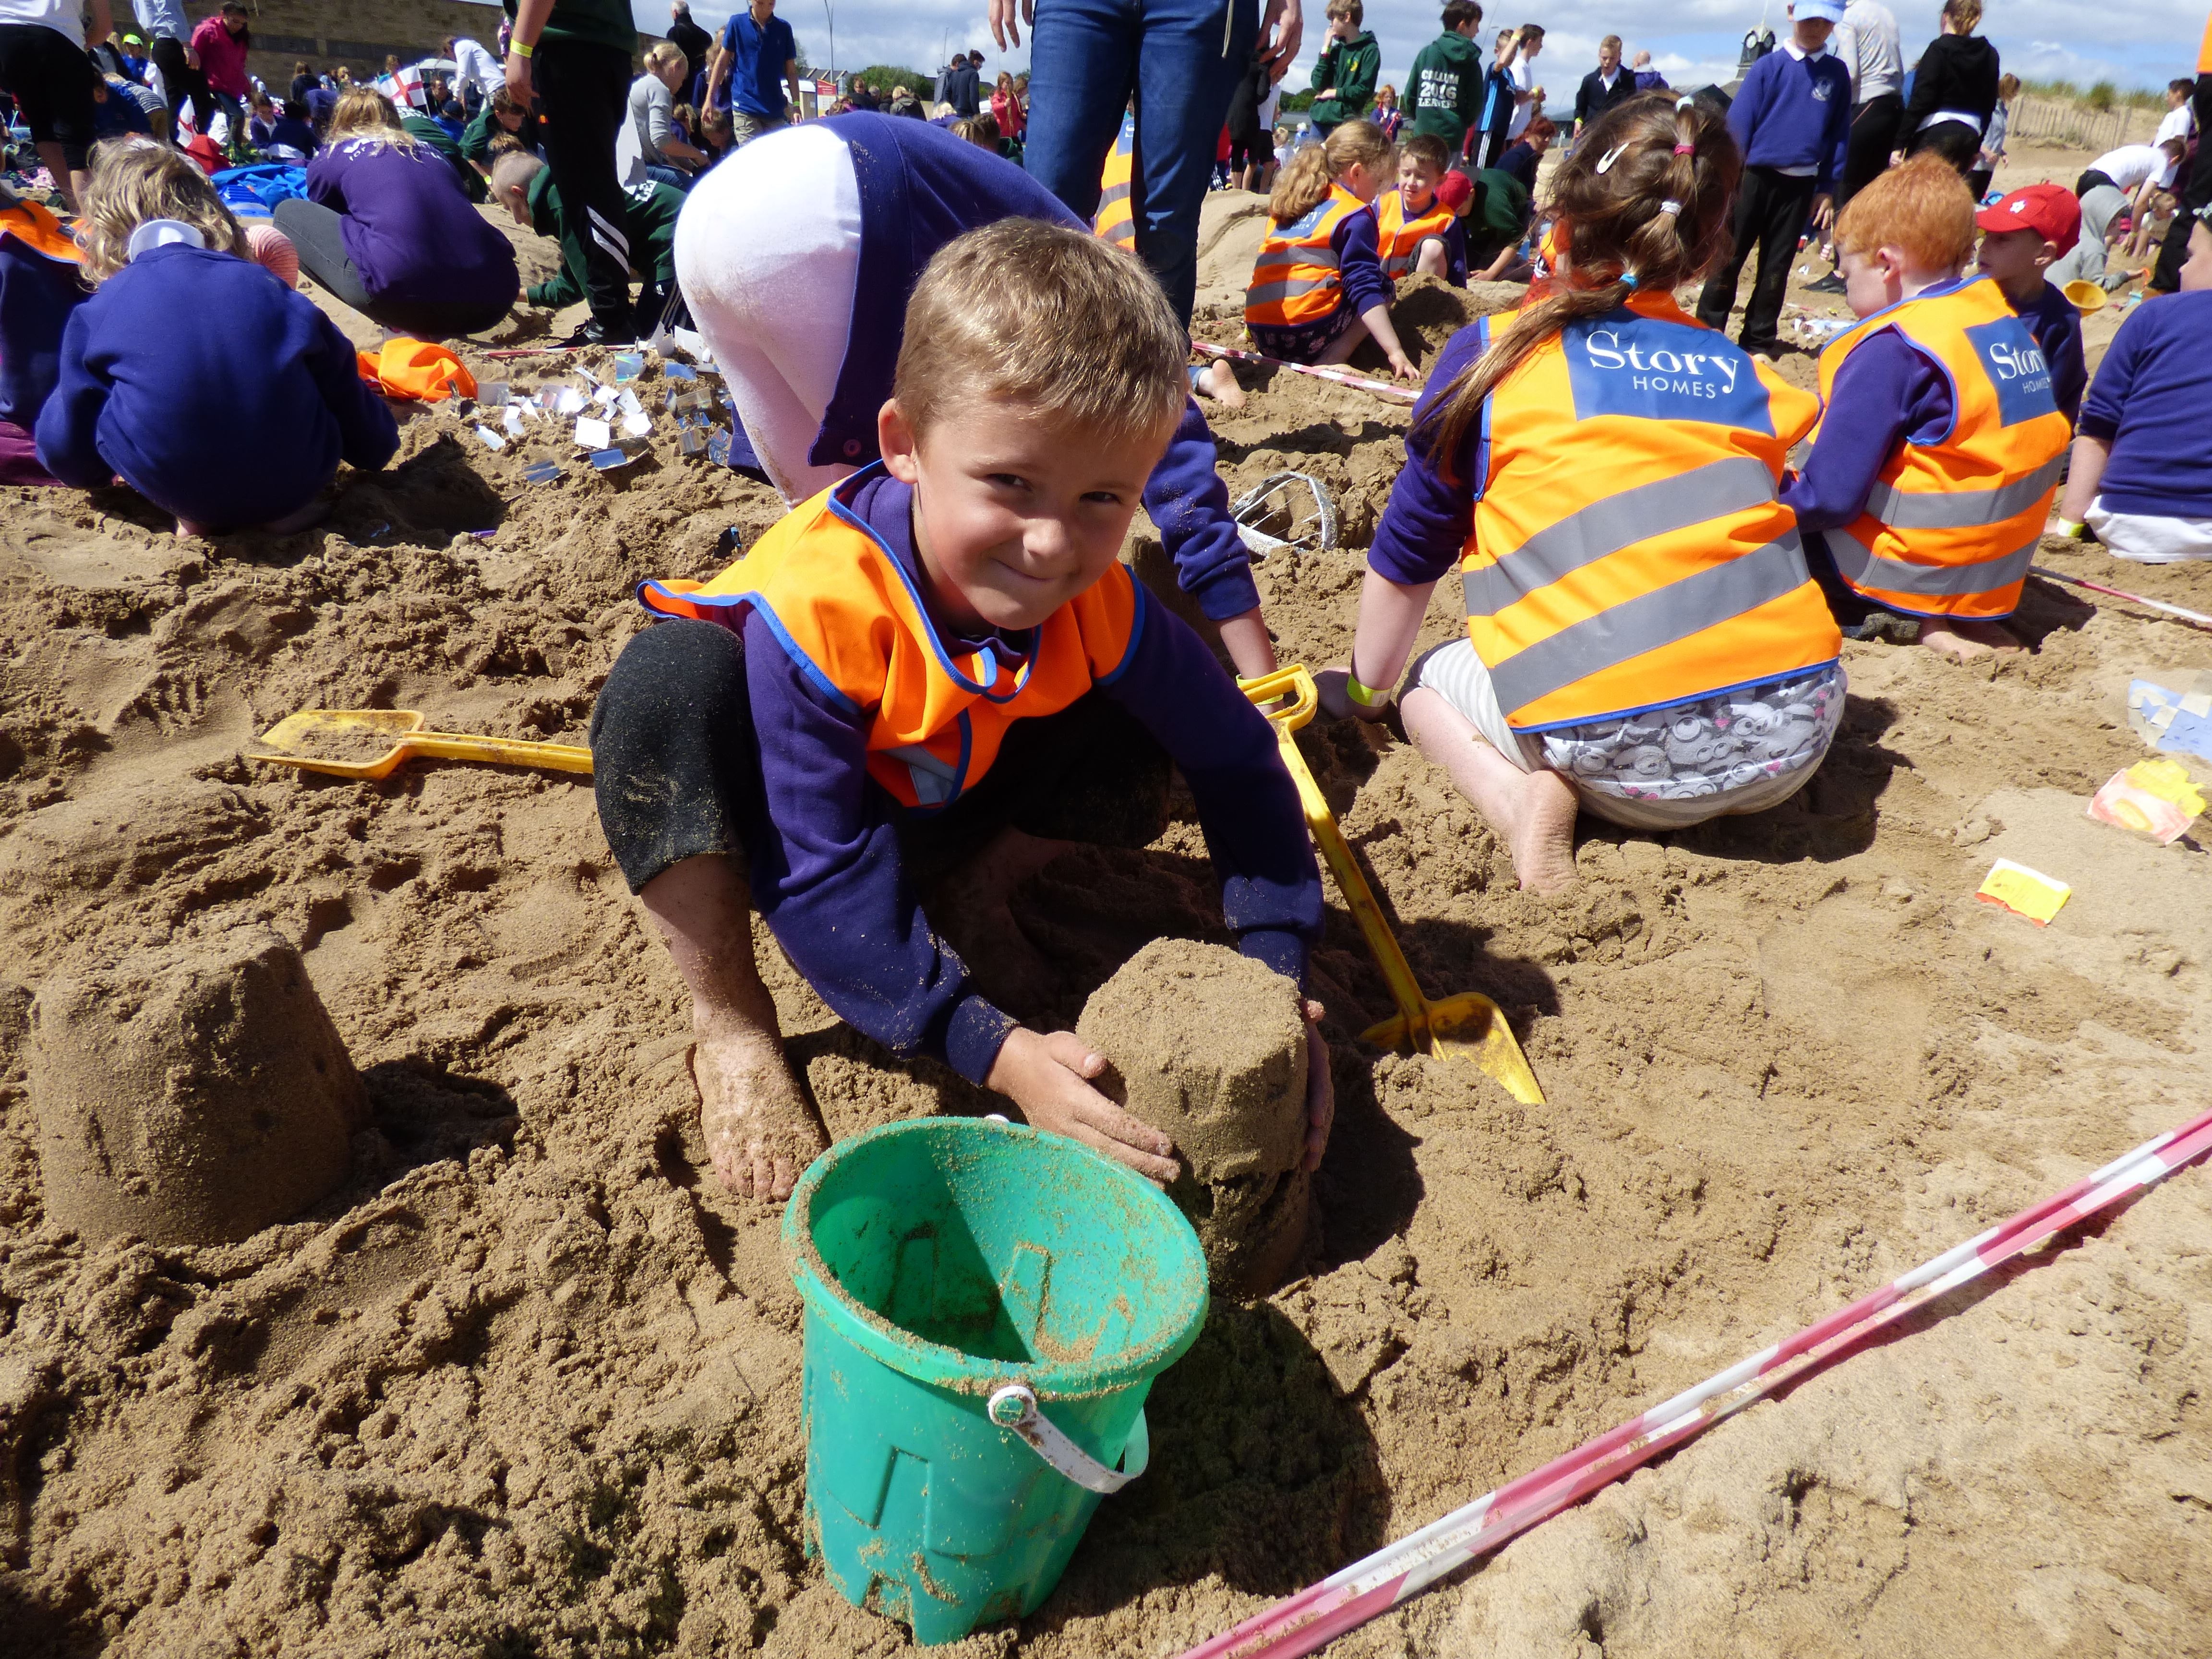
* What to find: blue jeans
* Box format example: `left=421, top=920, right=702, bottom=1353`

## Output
left=1023, top=0, right=1257, bottom=327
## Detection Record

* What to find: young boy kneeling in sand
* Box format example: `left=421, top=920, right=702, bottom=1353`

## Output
left=593, top=221, right=1331, bottom=1201
left=1782, top=155, right=2073, bottom=660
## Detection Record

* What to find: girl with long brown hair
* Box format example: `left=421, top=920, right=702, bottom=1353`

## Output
left=1322, top=94, right=1848, bottom=891
left=1243, top=119, right=1417, bottom=378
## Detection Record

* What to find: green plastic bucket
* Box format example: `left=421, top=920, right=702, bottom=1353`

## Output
left=783, top=1116, right=1208, bottom=1644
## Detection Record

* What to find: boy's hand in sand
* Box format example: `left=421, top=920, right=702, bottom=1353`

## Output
left=1384, top=352, right=1419, bottom=383
left=988, top=1028, right=1179, bottom=1183
left=1316, top=664, right=1391, bottom=723
left=1300, top=999, right=1334, bottom=1171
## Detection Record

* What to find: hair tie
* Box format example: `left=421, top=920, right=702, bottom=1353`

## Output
left=1673, top=142, right=1695, bottom=155
left=1620, top=271, right=1639, bottom=289
left=1595, top=142, right=1630, bottom=174
left=1676, top=95, right=1696, bottom=110
left=1659, top=199, right=1683, bottom=216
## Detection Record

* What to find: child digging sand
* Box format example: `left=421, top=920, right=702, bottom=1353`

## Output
left=1322, top=95, right=1846, bottom=893
left=36, top=140, right=397, bottom=537
left=1376, top=132, right=1469, bottom=286
left=1245, top=119, right=1419, bottom=379
left=493, top=150, right=683, bottom=341
left=593, top=220, right=1332, bottom=1201
left=1784, top=154, right=2072, bottom=659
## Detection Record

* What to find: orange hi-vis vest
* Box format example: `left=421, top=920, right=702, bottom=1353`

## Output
left=2200, top=5, right=2210, bottom=72
left=1814, top=276, right=2071, bottom=620
left=0, top=200, right=83, bottom=265
left=635, top=469, right=1146, bottom=811
left=1375, top=186, right=1455, bottom=281
left=1246, top=183, right=1369, bottom=327
left=1093, top=112, right=1137, bottom=251
left=1460, top=291, right=1842, bottom=731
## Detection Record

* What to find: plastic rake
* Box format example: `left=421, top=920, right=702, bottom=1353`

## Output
left=1192, top=341, right=1421, bottom=403
left=1177, top=1103, right=2212, bottom=1659
left=2032, top=565, right=2212, bottom=631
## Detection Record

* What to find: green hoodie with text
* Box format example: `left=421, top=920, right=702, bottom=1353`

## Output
left=1405, top=30, right=1483, bottom=153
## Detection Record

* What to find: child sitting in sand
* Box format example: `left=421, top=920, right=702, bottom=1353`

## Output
left=2051, top=209, right=2212, bottom=564
left=593, top=220, right=1331, bottom=1201
left=1321, top=96, right=1846, bottom=893
left=36, top=141, right=397, bottom=538
left=1783, top=154, right=2072, bottom=660
left=0, top=182, right=89, bottom=484
left=1376, top=133, right=1469, bottom=286
left=492, top=150, right=682, bottom=342
left=1972, top=183, right=2086, bottom=423
left=1245, top=120, right=1419, bottom=379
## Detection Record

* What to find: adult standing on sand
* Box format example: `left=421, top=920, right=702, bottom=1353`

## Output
left=1806, top=0, right=1902, bottom=294
left=275, top=89, right=519, bottom=339
left=187, top=2, right=251, bottom=149
left=1897, top=0, right=1997, bottom=176
left=673, top=111, right=1283, bottom=681
left=0, top=0, right=110, bottom=211
left=501, top=0, right=639, bottom=346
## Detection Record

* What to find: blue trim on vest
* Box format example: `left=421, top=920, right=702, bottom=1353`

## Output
left=1818, top=273, right=1985, bottom=448
left=1092, top=567, right=1149, bottom=688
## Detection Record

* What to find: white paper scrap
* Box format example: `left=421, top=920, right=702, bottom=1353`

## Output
left=575, top=416, right=613, bottom=449
left=475, top=425, right=506, bottom=452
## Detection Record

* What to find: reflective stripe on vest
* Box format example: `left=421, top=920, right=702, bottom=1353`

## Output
left=1813, top=275, right=2071, bottom=620
left=636, top=466, right=1143, bottom=811
left=1458, top=294, right=1840, bottom=730
left=1246, top=184, right=1365, bottom=326
left=1375, top=188, right=1455, bottom=280
left=1094, top=113, right=1137, bottom=251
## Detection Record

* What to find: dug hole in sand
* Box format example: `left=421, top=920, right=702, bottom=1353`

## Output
left=1076, top=939, right=1310, bottom=1296
left=0, top=181, right=2207, bottom=1656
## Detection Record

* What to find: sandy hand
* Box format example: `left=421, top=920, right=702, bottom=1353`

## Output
left=690, top=1030, right=828, bottom=1202
left=987, top=1028, right=1180, bottom=1184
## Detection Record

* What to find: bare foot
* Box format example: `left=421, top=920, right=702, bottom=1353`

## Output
left=1196, top=358, right=1246, bottom=410
left=689, top=1030, right=827, bottom=1201
left=1920, top=617, right=2021, bottom=661
left=1402, top=687, right=1580, bottom=894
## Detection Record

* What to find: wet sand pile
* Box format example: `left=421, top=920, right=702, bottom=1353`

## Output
left=1077, top=940, right=1310, bottom=1294
left=2, top=203, right=2209, bottom=1656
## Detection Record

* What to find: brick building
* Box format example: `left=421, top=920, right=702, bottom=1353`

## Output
left=222, top=0, right=660, bottom=86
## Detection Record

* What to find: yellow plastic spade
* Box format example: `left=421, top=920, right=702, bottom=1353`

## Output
left=250, top=709, right=593, bottom=782
left=1242, top=665, right=1544, bottom=1105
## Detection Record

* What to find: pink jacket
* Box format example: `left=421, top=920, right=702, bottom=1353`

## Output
left=191, top=15, right=250, bottom=97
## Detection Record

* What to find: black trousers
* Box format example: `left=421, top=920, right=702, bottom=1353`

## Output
left=273, top=198, right=514, bottom=339
left=1908, top=119, right=1980, bottom=174
left=0, top=23, right=99, bottom=165
left=2151, top=71, right=2212, bottom=294
left=148, top=35, right=211, bottom=146
left=533, top=39, right=635, bottom=336
left=1696, top=165, right=1816, bottom=355
left=589, top=619, right=1172, bottom=896
left=1839, top=92, right=1903, bottom=207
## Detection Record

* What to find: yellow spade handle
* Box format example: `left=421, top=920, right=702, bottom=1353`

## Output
left=1240, top=667, right=1432, bottom=1044
left=401, top=733, right=595, bottom=774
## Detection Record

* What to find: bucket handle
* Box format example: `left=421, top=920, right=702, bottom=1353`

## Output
left=986, top=1384, right=1150, bottom=1496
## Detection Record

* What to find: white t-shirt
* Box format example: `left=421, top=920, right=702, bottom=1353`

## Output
left=451, top=37, right=504, bottom=100
left=1835, top=0, right=1902, bottom=103
left=1506, top=56, right=1539, bottom=140
left=0, top=0, right=85, bottom=48
left=2156, top=104, right=2196, bottom=148
left=2093, top=144, right=2177, bottom=192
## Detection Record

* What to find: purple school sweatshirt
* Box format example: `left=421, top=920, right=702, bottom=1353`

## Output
left=730, top=467, right=1323, bottom=1084
left=803, top=112, right=1262, bottom=624
left=306, top=137, right=518, bottom=313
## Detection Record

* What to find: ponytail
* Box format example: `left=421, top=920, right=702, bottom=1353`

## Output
left=1267, top=118, right=1394, bottom=224
left=1424, top=92, right=1742, bottom=482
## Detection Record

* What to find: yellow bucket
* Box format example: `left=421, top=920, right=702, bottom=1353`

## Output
left=2063, top=278, right=2107, bottom=314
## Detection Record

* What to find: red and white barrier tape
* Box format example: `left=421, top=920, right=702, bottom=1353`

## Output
left=1179, top=1104, right=2212, bottom=1659
left=1192, top=340, right=1421, bottom=404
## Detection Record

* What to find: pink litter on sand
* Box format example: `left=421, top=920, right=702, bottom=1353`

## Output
left=1177, top=1104, right=2212, bottom=1659
left=1192, top=341, right=1421, bottom=403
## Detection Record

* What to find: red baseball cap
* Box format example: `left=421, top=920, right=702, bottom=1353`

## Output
left=1975, top=184, right=2080, bottom=258
left=1435, top=170, right=1476, bottom=213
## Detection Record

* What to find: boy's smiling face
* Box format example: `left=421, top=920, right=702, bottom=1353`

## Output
left=1399, top=153, right=1442, bottom=213
left=879, top=398, right=1172, bottom=634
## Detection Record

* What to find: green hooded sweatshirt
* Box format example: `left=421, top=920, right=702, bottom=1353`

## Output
left=1406, top=30, right=1484, bottom=152
left=1309, top=30, right=1381, bottom=126
left=523, top=166, right=683, bottom=310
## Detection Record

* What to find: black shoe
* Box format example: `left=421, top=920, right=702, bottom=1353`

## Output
left=1805, top=271, right=1848, bottom=295
left=561, top=319, right=635, bottom=349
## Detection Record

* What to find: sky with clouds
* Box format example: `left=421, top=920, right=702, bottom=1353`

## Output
left=630, top=0, right=2204, bottom=96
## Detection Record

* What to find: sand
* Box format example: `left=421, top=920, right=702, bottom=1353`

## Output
left=1076, top=940, right=1310, bottom=1293
left=1, top=160, right=2210, bottom=1656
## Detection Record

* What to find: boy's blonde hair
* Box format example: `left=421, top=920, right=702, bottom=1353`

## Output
left=1269, top=118, right=1391, bottom=222
left=78, top=138, right=245, bottom=283
left=893, top=220, right=1185, bottom=449
left=326, top=85, right=416, bottom=150
left=1833, top=151, right=1975, bottom=270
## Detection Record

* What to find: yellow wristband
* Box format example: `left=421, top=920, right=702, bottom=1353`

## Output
left=1345, top=673, right=1385, bottom=708
left=511, top=37, right=534, bottom=59
left=2054, top=517, right=2084, bottom=539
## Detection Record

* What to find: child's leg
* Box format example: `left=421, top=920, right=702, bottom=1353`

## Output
left=1400, top=641, right=1579, bottom=893
left=273, top=198, right=377, bottom=315
left=1314, top=312, right=1371, bottom=365
left=590, top=619, right=826, bottom=1200
left=1740, top=175, right=1813, bottom=355
left=1194, top=359, right=1246, bottom=409
left=1694, top=175, right=1763, bottom=331
left=1414, top=239, right=1449, bottom=279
